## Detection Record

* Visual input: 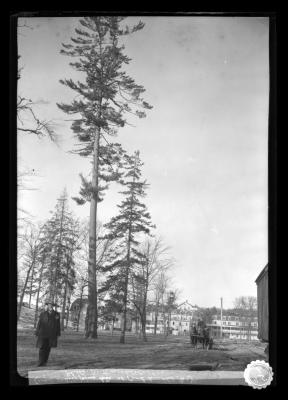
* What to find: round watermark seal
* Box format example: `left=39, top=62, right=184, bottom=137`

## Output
left=244, top=360, right=273, bottom=389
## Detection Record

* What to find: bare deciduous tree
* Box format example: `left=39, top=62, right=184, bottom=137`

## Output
left=233, top=296, right=257, bottom=341
left=17, top=95, right=58, bottom=141
left=17, top=21, right=58, bottom=142
left=130, top=237, right=174, bottom=341
left=17, top=223, right=43, bottom=321
left=153, top=270, right=170, bottom=335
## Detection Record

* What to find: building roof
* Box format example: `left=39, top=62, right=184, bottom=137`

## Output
left=174, top=301, right=199, bottom=313
left=70, top=298, right=88, bottom=310
left=255, top=264, right=268, bottom=284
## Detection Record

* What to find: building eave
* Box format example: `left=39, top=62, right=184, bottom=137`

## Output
left=255, top=264, right=268, bottom=284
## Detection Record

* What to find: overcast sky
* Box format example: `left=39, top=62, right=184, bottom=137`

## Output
left=17, top=16, right=269, bottom=309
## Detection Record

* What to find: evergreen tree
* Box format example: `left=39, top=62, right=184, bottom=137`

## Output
left=57, top=16, right=152, bottom=338
left=59, top=218, right=79, bottom=330
left=33, top=229, right=53, bottom=327
left=99, top=297, right=123, bottom=335
left=41, top=189, right=79, bottom=307
left=103, top=151, right=155, bottom=343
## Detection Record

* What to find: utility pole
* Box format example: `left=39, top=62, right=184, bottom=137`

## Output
left=220, top=297, right=223, bottom=339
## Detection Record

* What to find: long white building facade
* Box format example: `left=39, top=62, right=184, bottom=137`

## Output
left=68, top=299, right=258, bottom=340
left=207, top=314, right=258, bottom=340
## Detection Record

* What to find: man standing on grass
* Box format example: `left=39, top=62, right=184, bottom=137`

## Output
left=35, top=300, right=61, bottom=367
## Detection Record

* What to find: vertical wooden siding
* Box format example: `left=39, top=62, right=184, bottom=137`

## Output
left=257, top=269, right=269, bottom=341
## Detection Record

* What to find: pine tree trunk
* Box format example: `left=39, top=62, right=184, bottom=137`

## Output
left=154, top=300, right=159, bottom=335
left=141, top=285, right=148, bottom=342
left=141, top=313, right=147, bottom=342
left=120, top=235, right=133, bottom=344
left=120, top=157, right=137, bottom=344
left=134, top=316, right=138, bottom=335
left=86, top=127, right=100, bottom=339
left=61, top=257, right=71, bottom=330
left=34, top=255, right=45, bottom=328
left=167, top=311, right=170, bottom=336
left=120, top=260, right=130, bottom=344
left=77, top=286, right=84, bottom=332
left=65, top=306, right=69, bottom=329
left=48, top=258, right=54, bottom=303
left=52, top=199, right=65, bottom=304
left=163, top=307, right=167, bottom=337
left=61, top=279, right=68, bottom=330
left=66, top=297, right=71, bottom=329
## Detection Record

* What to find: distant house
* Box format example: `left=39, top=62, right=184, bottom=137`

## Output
left=144, top=301, right=199, bottom=335
left=69, top=298, right=200, bottom=335
left=207, top=314, right=258, bottom=340
left=69, top=298, right=88, bottom=329
left=255, top=264, right=269, bottom=342
left=69, top=298, right=133, bottom=331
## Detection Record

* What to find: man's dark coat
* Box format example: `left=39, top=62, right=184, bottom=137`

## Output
left=35, top=310, right=61, bottom=348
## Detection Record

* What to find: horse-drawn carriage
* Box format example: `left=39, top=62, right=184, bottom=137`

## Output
left=190, top=326, right=213, bottom=350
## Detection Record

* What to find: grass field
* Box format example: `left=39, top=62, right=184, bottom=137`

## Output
left=17, top=328, right=267, bottom=378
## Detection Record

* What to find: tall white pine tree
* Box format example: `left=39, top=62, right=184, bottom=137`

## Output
left=57, top=17, right=152, bottom=338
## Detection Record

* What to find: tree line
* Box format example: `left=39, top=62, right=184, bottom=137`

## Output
left=17, top=185, right=176, bottom=344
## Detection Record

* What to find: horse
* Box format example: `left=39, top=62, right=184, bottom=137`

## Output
left=190, top=328, right=213, bottom=350
left=190, top=326, right=199, bottom=347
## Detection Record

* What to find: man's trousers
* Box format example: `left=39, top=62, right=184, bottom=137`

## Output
left=38, top=338, right=51, bottom=365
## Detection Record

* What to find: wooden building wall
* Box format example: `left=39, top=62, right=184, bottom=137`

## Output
left=256, top=265, right=269, bottom=342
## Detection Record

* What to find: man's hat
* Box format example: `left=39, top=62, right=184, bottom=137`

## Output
left=44, top=298, right=54, bottom=305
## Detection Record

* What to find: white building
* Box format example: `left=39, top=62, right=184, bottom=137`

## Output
left=207, top=314, right=258, bottom=340
left=69, top=298, right=200, bottom=335
left=134, top=301, right=200, bottom=335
